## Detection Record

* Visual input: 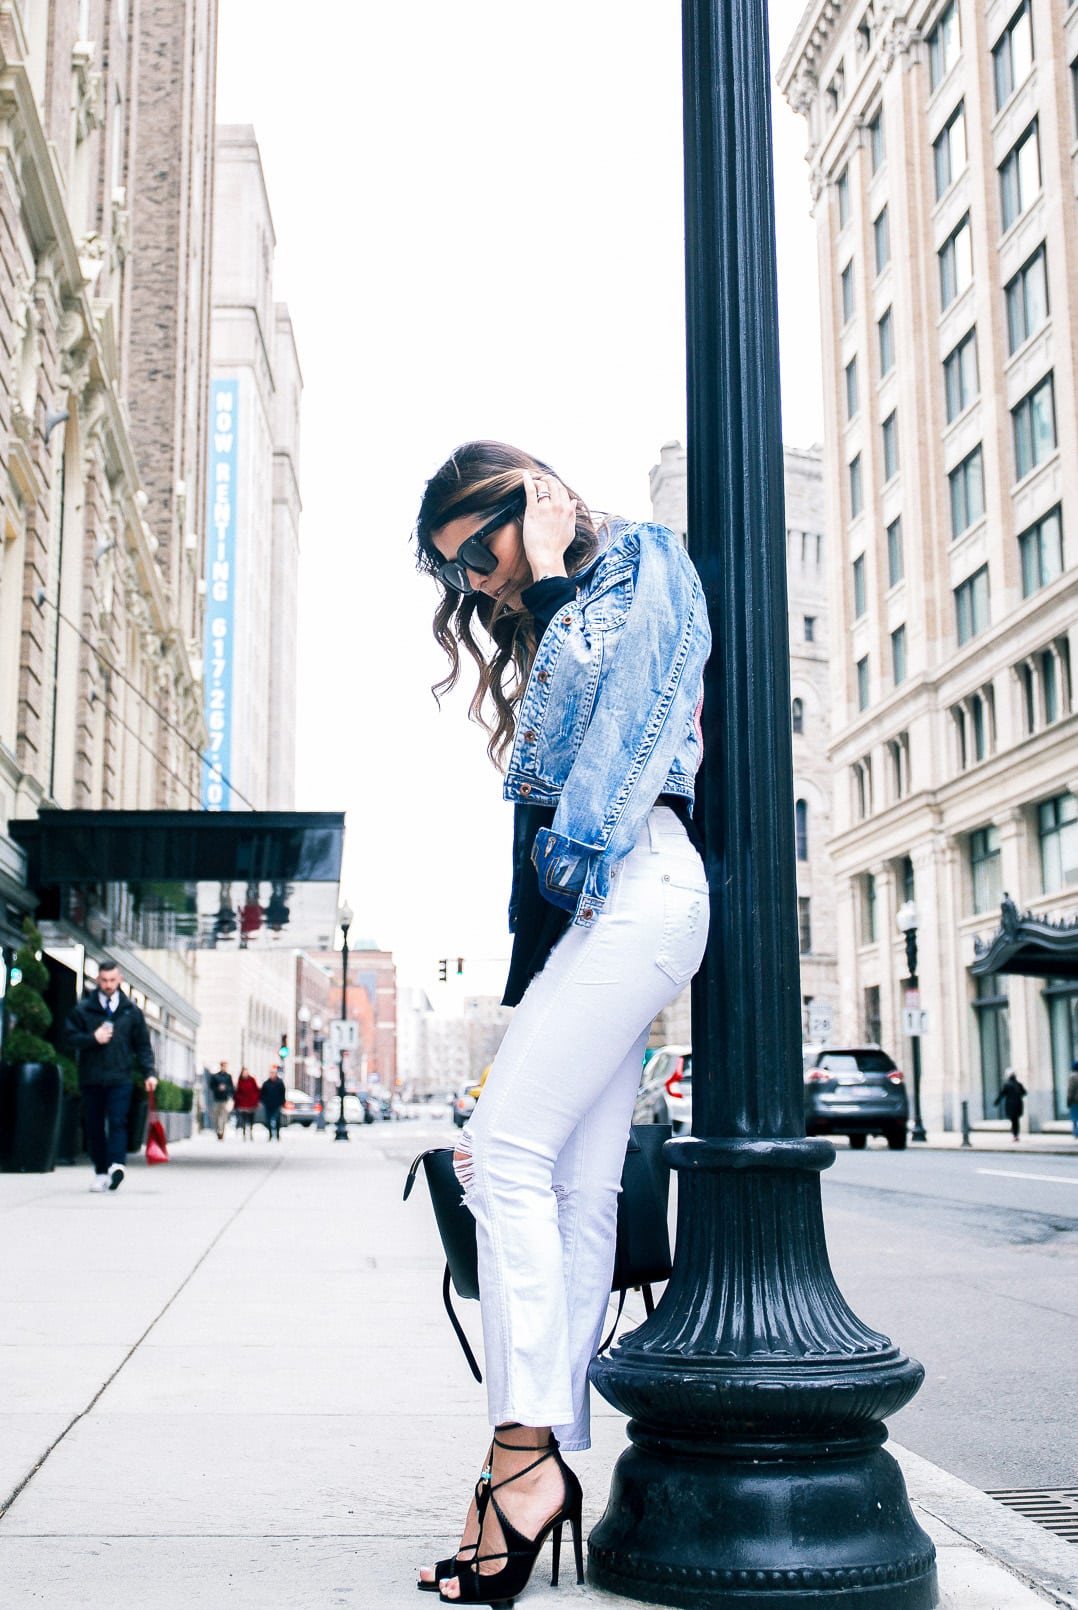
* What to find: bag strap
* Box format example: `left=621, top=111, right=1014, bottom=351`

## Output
left=443, top=1264, right=482, bottom=1383
left=403, top=1149, right=429, bottom=1201
left=597, top=1283, right=656, bottom=1357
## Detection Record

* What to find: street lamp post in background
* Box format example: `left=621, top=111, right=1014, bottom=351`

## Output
left=312, top=1014, right=326, bottom=1130
left=297, top=1004, right=310, bottom=1092
left=896, top=901, right=928, bottom=1143
left=586, top=3, right=937, bottom=1606
left=335, top=901, right=353, bottom=1142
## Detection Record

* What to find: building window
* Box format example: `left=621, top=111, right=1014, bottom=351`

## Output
left=869, top=110, right=885, bottom=173
left=845, top=356, right=859, bottom=419
left=841, top=261, right=855, bottom=323
left=837, top=165, right=850, bottom=228
left=993, top=1, right=1034, bottom=112
left=928, top=1, right=960, bottom=91
left=933, top=101, right=967, bottom=200
left=864, top=984, right=882, bottom=1045
left=878, top=307, right=894, bottom=375
left=874, top=206, right=891, bottom=274
left=882, top=410, right=899, bottom=480
left=1046, top=978, right=1078, bottom=1120
left=1005, top=246, right=1048, bottom=354
left=970, top=825, right=1002, bottom=914
left=795, top=798, right=809, bottom=861
left=973, top=973, right=1010, bottom=1120
left=1018, top=660, right=1037, bottom=734
left=891, top=625, right=907, bottom=685
left=948, top=445, right=985, bottom=538
left=853, top=755, right=873, bottom=819
left=853, top=554, right=866, bottom=618
left=939, top=215, right=972, bottom=309
left=849, top=454, right=863, bottom=518
left=955, top=565, right=989, bottom=646
left=1039, top=794, right=1078, bottom=894
left=887, top=516, right=903, bottom=585
left=857, top=655, right=870, bottom=710
left=792, top=697, right=804, bottom=735
left=1018, top=506, right=1063, bottom=597
left=952, top=703, right=967, bottom=769
left=857, top=14, right=873, bottom=55
left=888, top=733, right=910, bottom=799
left=970, top=691, right=987, bottom=761
left=999, top=121, right=1040, bottom=232
left=827, top=65, right=846, bottom=116
left=804, top=615, right=816, bottom=643
left=1041, top=650, right=1058, bottom=724
left=798, top=896, right=813, bottom=955
left=901, top=856, right=915, bottom=903
left=862, top=872, right=877, bottom=943
left=1012, top=373, right=1056, bottom=480
left=943, top=327, right=978, bottom=422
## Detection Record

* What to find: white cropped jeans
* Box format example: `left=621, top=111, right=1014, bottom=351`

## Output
left=455, top=806, right=709, bottom=1451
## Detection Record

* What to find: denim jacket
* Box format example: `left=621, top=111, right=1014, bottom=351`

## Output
left=503, top=520, right=710, bottom=929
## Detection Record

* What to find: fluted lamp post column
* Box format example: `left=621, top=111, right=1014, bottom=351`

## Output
left=335, top=901, right=353, bottom=1143
left=586, top=4, right=938, bottom=1606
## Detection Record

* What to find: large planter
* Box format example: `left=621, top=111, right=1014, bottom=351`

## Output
left=0, top=1061, right=63, bottom=1173
left=55, top=1091, right=84, bottom=1165
left=127, top=1093, right=149, bottom=1153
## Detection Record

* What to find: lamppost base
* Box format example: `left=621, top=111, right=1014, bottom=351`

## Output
left=588, top=1430, right=937, bottom=1609
left=911, top=1125, right=927, bottom=1143
left=334, top=1120, right=349, bottom=1141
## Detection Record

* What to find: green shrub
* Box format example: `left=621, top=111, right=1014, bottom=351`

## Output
left=150, top=1079, right=194, bottom=1114
left=2, top=919, right=77, bottom=1092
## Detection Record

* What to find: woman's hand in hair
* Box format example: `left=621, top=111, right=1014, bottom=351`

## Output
left=520, top=471, right=578, bottom=584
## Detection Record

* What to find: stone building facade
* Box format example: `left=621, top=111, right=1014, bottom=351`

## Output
left=0, top=0, right=217, bottom=1082
left=649, top=440, right=838, bottom=1040
left=778, top=0, right=1078, bottom=1129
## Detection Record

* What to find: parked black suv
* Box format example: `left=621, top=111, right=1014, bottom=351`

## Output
left=803, top=1045, right=909, bottom=1150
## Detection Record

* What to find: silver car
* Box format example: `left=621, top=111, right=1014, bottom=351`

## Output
left=633, top=1044, right=693, bottom=1135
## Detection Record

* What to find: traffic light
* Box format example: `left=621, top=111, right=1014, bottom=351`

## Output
left=456, top=957, right=464, bottom=975
left=438, top=959, right=447, bottom=982
left=279, top=1034, right=289, bottom=1062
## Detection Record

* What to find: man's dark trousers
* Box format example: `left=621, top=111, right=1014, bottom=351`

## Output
left=82, top=1084, right=132, bottom=1174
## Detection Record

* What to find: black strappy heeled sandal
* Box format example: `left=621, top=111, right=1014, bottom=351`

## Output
left=418, top=1443, right=494, bottom=1593
left=437, top=1429, right=584, bottom=1608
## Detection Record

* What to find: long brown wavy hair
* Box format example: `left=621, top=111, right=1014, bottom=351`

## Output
left=414, top=441, right=601, bottom=767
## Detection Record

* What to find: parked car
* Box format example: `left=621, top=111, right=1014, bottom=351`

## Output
left=802, top=1045, right=909, bottom=1149
left=281, top=1088, right=322, bottom=1128
left=451, top=1089, right=477, bottom=1128
left=633, top=1045, right=692, bottom=1134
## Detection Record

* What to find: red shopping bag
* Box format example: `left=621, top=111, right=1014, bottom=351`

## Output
left=146, top=1089, right=169, bottom=1165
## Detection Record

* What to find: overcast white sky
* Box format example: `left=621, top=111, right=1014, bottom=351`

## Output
left=215, top=0, right=822, bottom=1005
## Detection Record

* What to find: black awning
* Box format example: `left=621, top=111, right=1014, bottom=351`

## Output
left=8, top=810, right=345, bottom=952
left=972, top=894, right=1078, bottom=980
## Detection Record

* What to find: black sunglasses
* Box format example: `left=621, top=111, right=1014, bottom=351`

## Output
left=436, top=501, right=522, bottom=594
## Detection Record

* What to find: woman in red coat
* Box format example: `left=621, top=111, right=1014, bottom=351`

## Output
left=232, top=1068, right=261, bottom=1140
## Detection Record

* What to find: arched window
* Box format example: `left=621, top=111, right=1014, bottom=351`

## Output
left=795, top=798, right=809, bottom=861
left=792, top=697, right=804, bottom=734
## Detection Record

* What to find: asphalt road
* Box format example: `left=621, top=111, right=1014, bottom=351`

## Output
left=818, top=1143, right=1078, bottom=1492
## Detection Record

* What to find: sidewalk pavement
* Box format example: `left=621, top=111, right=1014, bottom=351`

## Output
left=1, top=1124, right=1075, bottom=1610
left=915, top=1128, right=1078, bottom=1155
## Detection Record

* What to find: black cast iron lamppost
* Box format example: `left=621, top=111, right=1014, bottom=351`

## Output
left=586, top=4, right=938, bottom=1606
left=896, top=901, right=928, bottom=1143
left=335, top=901, right=352, bottom=1142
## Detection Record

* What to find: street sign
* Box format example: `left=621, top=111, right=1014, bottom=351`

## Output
left=901, top=1008, right=928, bottom=1038
left=807, top=1002, right=833, bottom=1042
left=329, top=1019, right=358, bottom=1051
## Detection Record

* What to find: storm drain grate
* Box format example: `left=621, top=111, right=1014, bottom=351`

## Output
left=987, top=1488, right=1078, bottom=1544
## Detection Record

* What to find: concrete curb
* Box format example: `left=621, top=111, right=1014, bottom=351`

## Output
left=894, top=1443, right=1078, bottom=1609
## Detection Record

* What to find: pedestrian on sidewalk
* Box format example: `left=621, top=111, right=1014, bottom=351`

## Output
left=413, top=443, right=710, bottom=1605
left=65, top=960, right=157, bottom=1192
left=1067, top=1059, right=1078, bottom=1139
left=260, top=1065, right=286, bottom=1141
left=994, top=1068, right=1027, bottom=1141
left=232, top=1067, right=260, bottom=1140
left=208, top=1061, right=234, bottom=1140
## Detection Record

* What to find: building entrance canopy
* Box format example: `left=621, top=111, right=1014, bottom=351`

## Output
left=973, top=895, right=1078, bottom=980
left=8, top=811, right=344, bottom=953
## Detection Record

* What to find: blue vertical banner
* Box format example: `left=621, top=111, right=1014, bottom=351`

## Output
left=202, top=380, right=238, bottom=810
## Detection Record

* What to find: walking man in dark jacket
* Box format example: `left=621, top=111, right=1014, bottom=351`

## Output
left=993, top=1068, right=1027, bottom=1142
left=260, top=1066, right=287, bottom=1141
left=66, top=960, right=156, bottom=1192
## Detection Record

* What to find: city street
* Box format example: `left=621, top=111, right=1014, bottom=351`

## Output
left=819, top=1144, right=1078, bottom=1491
left=1, top=1120, right=1076, bottom=1609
